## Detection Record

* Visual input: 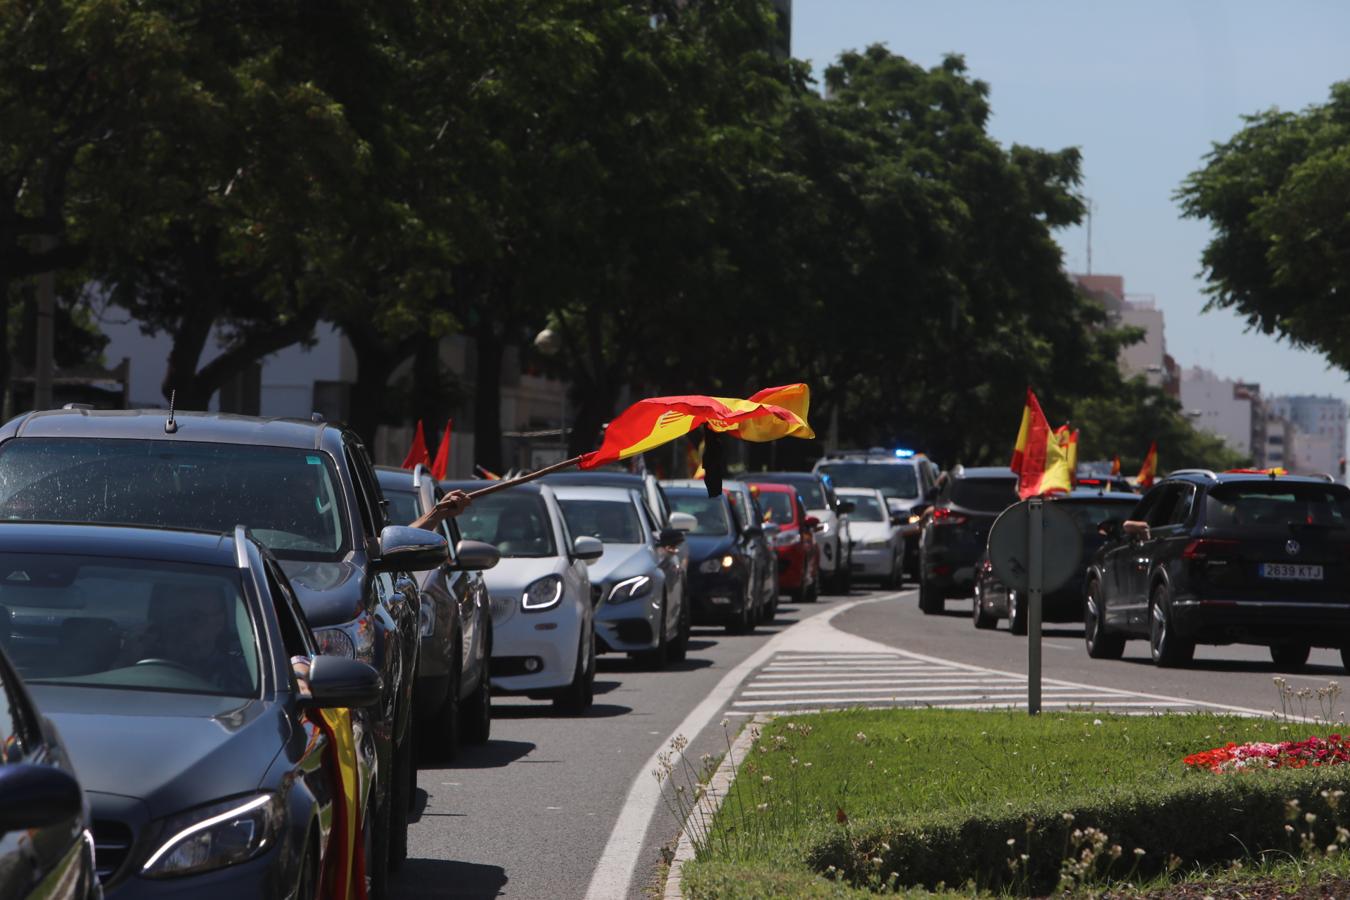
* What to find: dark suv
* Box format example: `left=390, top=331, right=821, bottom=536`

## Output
left=918, top=466, right=1019, bottom=613
left=1083, top=470, right=1350, bottom=670
left=0, top=408, right=446, bottom=894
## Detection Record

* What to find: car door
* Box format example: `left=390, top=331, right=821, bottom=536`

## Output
left=1098, top=486, right=1159, bottom=627
left=1123, top=485, right=1192, bottom=630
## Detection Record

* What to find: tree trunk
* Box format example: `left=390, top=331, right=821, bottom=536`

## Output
left=472, top=326, right=504, bottom=473
left=567, top=375, right=620, bottom=458
left=344, top=325, right=415, bottom=448
left=161, top=306, right=216, bottom=410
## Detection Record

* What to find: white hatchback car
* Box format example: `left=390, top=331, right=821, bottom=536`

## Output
left=445, top=481, right=602, bottom=713
left=837, top=487, right=905, bottom=588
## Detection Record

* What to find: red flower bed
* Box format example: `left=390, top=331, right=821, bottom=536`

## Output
left=1184, top=735, right=1350, bottom=772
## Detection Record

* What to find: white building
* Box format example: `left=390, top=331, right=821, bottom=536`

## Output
left=1267, top=395, right=1348, bottom=477
left=1072, top=274, right=1169, bottom=389
left=1179, top=366, right=1257, bottom=457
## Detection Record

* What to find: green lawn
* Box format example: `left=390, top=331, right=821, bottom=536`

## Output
left=677, top=708, right=1350, bottom=897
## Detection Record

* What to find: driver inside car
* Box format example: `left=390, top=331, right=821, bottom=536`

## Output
left=123, top=584, right=254, bottom=693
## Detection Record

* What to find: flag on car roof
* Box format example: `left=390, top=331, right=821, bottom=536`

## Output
left=402, top=420, right=430, bottom=470
left=1110, top=456, right=1122, bottom=476
left=1137, top=441, right=1158, bottom=489
left=578, top=383, right=815, bottom=471
left=430, top=420, right=453, bottom=481
left=1010, top=388, right=1072, bottom=499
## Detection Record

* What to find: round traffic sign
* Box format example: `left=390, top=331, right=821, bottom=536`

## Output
left=987, top=499, right=1084, bottom=594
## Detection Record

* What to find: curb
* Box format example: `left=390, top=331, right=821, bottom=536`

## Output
left=662, top=713, right=770, bottom=900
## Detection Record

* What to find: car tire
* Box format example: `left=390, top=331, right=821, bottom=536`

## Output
left=918, top=576, right=943, bottom=615
left=972, top=587, right=997, bottom=630
left=1270, top=643, right=1311, bottom=671
left=1008, top=591, right=1028, bottom=636
left=669, top=597, right=690, bottom=662
left=883, top=554, right=903, bottom=590
left=646, top=597, right=670, bottom=670
left=1083, top=580, right=1126, bottom=660
left=422, top=656, right=461, bottom=763
left=461, top=656, right=492, bottom=745
left=1149, top=583, right=1193, bottom=667
left=726, top=593, right=753, bottom=634
left=554, top=633, right=594, bottom=714
left=388, top=718, right=413, bottom=871
left=1340, top=646, right=1350, bottom=675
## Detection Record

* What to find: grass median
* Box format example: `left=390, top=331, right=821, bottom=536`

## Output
left=673, top=707, right=1350, bottom=897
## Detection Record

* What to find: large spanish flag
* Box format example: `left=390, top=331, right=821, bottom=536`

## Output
left=1010, top=389, right=1072, bottom=499
left=579, top=384, right=814, bottom=470
left=1137, top=441, right=1158, bottom=489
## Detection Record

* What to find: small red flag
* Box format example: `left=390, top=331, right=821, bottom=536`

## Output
left=430, top=420, right=453, bottom=481
left=402, top=421, right=430, bottom=470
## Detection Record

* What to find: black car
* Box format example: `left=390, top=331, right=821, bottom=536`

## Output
left=376, top=465, right=499, bottom=758
left=0, top=408, right=446, bottom=892
left=918, top=466, right=1019, bottom=614
left=724, top=481, right=779, bottom=622
left=1083, top=470, right=1350, bottom=669
left=0, top=639, right=98, bottom=899
left=663, top=486, right=765, bottom=633
left=0, top=521, right=383, bottom=898
left=972, top=489, right=1141, bottom=633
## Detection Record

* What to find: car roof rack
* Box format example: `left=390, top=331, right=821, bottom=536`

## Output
left=1168, top=468, right=1217, bottom=480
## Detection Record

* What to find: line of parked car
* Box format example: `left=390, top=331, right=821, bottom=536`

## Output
left=0, top=407, right=888, bottom=899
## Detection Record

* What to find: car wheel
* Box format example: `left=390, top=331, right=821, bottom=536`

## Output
left=1149, top=583, right=1193, bottom=667
left=972, top=586, right=997, bottom=630
left=388, top=718, right=413, bottom=871
left=918, top=571, right=943, bottom=614
left=422, top=656, right=461, bottom=763
left=883, top=554, right=903, bottom=590
left=461, top=655, right=492, bottom=745
left=1340, top=646, right=1350, bottom=675
left=1008, top=591, right=1028, bottom=636
left=1083, top=580, right=1126, bottom=659
left=555, top=632, right=595, bottom=714
left=669, top=596, right=690, bottom=661
left=646, top=596, right=670, bottom=670
left=1270, top=643, right=1311, bottom=671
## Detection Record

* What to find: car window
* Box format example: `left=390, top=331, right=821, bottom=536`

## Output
left=1165, top=485, right=1196, bottom=527
left=667, top=494, right=733, bottom=535
left=557, top=499, right=644, bottom=544
left=1204, top=483, right=1350, bottom=529
left=457, top=494, right=557, bottom=558
left=756, top=490, right=794, bottom=525
left=1056, top=500, right=1141, bottom=533
left=0, top=655, right=33, bottom=763
left=843, top=494, right=886, bottom=522
left=0, top=438, right=348, bottom=561
left=0, top=554, right=260, bottom=698
left=1144, top=485, right=1182, bottom=528
left=948, top=478, right=1019, bottom=512
left=381, top=487, right=423, bottom=531
left=346, top=442, right=388, bottom=536
left=265, top=560, right=315, bottom=661
left=816, top=462, right=920, bottom=500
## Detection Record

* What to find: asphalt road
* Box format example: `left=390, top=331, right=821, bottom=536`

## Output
left=392, top=585, right=1350, bottom=899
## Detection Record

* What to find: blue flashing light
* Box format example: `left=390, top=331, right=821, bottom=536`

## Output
left=893, top=448, right=916, bottom=458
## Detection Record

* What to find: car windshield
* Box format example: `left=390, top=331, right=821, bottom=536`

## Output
left=456, top=494, right=557, bottom=557
left=0, top=439, right=348, bottom=560
left=668, top=494, right=732, bottom=535
left=949, top=477, right=1019, bottom=513
left=0, top=554, right=259, bottom=698
left=382, top=488, right=423, bottom=528
left=558, top=499, right=644, bottom=544
left=755, top=491, right=795, bottom=525
left=1056, top=500, right=1140, bottom=533
left=817, top=463, right=919, bottom=500
left=843, top=494, right=886, bottom=522
left=750, top=477, right=824, bottom=508
left=1204, top=483, right=1350, bottom=529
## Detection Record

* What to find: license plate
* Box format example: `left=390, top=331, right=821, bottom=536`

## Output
left=1259, top=563, right=1324, bottom=581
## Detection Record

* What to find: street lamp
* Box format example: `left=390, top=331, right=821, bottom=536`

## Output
left=533, top=327, right=567, bottom=458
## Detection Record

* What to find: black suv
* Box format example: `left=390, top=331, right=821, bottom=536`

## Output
left=0, top=408, right=446, bottom=894
left=1083, top=470, right=1350, bottom=670
left=918, top=466, right=1019, bottom=613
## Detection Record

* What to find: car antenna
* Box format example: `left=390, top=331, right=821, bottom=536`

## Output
left=165, top=389, right=178, bottom=434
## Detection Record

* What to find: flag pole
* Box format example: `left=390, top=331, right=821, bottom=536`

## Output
left=466, top=455, right=585, bottom=499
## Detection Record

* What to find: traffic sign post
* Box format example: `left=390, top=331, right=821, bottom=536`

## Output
left=987, top=498, right=1082, bottom=716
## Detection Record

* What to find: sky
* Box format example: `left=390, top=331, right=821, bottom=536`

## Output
left=792, top=0, right=1350, bottom=405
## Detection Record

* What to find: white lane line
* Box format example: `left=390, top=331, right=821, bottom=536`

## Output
left=582, top=590, right=914, bottom=900
left=740, top=683, right=1086, bottom=697
left=732, top=691, right=1149, bottom=707
left=747, top=676, right=1023, bottom=688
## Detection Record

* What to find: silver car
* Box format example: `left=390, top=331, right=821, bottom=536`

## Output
left=446, top=481, right=602, bottom=713
left=550, top=484, right=692, bottom=668
left=837, top=486, right=905, bottom=587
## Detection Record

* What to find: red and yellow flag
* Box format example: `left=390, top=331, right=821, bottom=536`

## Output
left=1110, top=456, right=1122, bottom=476
left=579, top=384, right=814, bottom=470
left=1010, top=389, right=1072, bottom=499
left=685, top=436, right=704, bottom=479
left=1054, top=425, right=1079, bottom=486
left=1137, top=441, right=1158, bottom=489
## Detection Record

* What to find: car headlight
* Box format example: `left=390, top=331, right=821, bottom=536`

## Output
left=817, top=521, right=834, bottom=537
left=608, top=575, right=653, bottom=603
left=907, top=514, right=922, bottom=525
left=699, top=555, right=736, bottom=574
left=772, top=530, right=797, bottom=547
left=523, top=575, right=563, bottom=611
left=314, top=612, right=376, bottom=664
left=142, top=793, right=282, bottom=878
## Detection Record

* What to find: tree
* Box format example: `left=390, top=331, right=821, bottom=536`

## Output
left=1178, top=81, right=1350, bottom=371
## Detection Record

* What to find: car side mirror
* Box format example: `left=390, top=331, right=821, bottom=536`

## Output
left=668, top=512, right=697, bottom=532
left=303, top=655, right=384, bottom=709
left=451, top=539, right=500, bottom=572
left=837, top=500, right=856, bottom=515
left=889, top=512, right=905, bottom=526
left=658, top=528, right=686, bottom=547
left=803, top=515, right=821, bottom=531
left=375, top=525, right=448, bottom=572
left=743, top=523, right=764, bottom=538
left=573, top=535, right=604, bottom=562
left=1097, top=519, right=1122, bottom=539
left=0, top=764, right=82, bottom=834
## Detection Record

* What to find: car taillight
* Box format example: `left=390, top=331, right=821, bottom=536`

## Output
left=1183, top=539, right=1239, bottom=560
left=931, top=508, right=968, bottom=526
